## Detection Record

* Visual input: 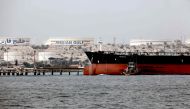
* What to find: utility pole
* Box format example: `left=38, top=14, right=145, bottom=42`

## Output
left=5, top=43, right=9, bottom=68
left=6, top=46, right=8, bottom=68
left=33, top=50, right=36, bottom=69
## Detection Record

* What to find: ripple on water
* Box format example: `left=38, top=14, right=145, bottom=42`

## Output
left=0, top=75, right=190, bottom=109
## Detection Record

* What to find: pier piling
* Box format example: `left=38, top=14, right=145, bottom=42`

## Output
left=37, top=71, right=40, bottom=75
left=34, top=70, right=36, bottom=75
left=77, top=71, right=79, bottom=75
left=52, top=70, right=54, bottom=75
left=12, top=72, right=15, bottom=76
left=43, top=71, right=45, bottom=75
left=25, top=71, right=28, bottom=75
left=60, top=70, right=62, bottom=75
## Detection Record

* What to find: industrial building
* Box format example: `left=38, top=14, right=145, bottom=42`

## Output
left=3, top=52, right=23, bottom=62
left=129, top=40, right=172, bottom=46
left=185, top=39, right=190, bottom=45
left=45, top=38, right=94, bottom=46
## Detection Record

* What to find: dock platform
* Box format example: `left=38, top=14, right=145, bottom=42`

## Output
left=0, top=67, right=84, bottom=76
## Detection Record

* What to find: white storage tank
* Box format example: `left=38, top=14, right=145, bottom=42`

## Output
left=3, top=52, right=23, bottom=62
left=38, top=52, right=58, bottom=61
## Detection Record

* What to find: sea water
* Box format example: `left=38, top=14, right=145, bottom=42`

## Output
left=0, top=75, right=190, bottom=109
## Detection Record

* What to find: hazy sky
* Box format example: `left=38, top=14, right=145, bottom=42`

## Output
left=0, top=0, right=190, bottom=44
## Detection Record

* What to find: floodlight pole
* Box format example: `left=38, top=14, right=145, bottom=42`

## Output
left=34, top=50, right=36, bottom=69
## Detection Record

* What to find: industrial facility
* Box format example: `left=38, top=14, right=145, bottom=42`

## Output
left=3, top=52, right=23, bottom=62
left=129, top=40, right=172, bottom=46
left=0, top=36, right=190, bottom=68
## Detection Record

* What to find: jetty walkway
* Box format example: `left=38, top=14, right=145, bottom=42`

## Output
left=0, top=67, right=84, bottom=76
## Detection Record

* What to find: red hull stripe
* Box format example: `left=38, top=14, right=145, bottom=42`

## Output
left=83, top=64, right=127, bottom=75
left=84, top=64, right=190, bottom=75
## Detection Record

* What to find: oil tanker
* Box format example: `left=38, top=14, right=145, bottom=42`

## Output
left=83, top=51, right=190, bottom=75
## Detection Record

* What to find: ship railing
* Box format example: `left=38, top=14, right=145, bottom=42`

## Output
left=99, top=51, right=190, bottom=56
left=139, top=52, right=190, bottom=56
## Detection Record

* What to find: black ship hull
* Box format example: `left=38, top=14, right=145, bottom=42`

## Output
left=84, top=51, right=190, bottom=75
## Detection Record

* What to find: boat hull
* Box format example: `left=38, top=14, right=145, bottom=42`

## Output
left=137, top=64, right=190, bottom=75
left=84, top=51, right=190, bottom=75
left=83, top=64, right=127, bottom=75
left=84, top=64, right=190, bottom=75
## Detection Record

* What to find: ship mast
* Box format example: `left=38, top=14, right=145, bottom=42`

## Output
left=98, top=38, right=103, bottom=51
left=180, top=35, right=183, bottom=53
left=113, top=37, right=116, bottom=52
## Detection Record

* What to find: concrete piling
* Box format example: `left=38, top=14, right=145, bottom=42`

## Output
left=60, top=70, right=62, bottom=75
left=20, top=72, right=23, bottom=76
left=77, top=71, right=79, bottom=75
left=51, top=70, right=54, bottom=75
left=37, top=71, right=40, bottom=75
left=43, top=70, right=45, bottom=75
left=25, top=71, right=28, bottom=75
left=12, top=72, right=15, bottom=76
left=34, top=70, right=37, bottom=75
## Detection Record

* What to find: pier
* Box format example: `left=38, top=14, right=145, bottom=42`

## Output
left=0, top=67, right=84, bottom=76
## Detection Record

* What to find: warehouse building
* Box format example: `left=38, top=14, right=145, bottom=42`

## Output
left=129, top=40, right=172, bottom=46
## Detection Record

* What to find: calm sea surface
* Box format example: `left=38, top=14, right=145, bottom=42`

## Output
left=0, top=75, right=190, bottom=109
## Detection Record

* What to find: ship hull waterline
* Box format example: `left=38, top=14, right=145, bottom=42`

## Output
left=83, top=64, right=190, bottom=75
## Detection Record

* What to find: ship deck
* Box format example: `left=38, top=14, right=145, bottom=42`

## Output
left=93, top=51, right=190, bottom=56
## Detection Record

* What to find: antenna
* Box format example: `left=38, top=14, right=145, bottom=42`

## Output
left=113, top=37, right=116, bottom=51
left=113, top=37, right=116, bottom=46
left=180, top=33, right=185, bottom=53
left=180, top=34, right=183, bottom=53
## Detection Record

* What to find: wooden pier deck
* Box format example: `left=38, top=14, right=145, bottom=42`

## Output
left=0, top=67, right=84, bottom=76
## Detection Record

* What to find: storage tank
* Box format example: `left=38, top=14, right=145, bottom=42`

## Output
left=3, top=52, right=23, bottom=62
left=38, top=52, right=58, bottom=61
